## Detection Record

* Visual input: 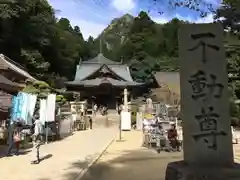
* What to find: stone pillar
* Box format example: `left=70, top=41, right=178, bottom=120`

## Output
left=124, top=88, right=128, bottom=112
left=146, top=98, right=153, bottom=114
left=120, top=88, right=131, bottom=130
left=165, top=23, right=240, bottom=180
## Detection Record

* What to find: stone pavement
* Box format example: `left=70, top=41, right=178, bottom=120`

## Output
left=81, top=131, right=183, bottom=180
left=93, top=113, right=119, bottom=128
left=233, top=130, right=240, bottom=162
left=234, top=144, right=240, bottom=163
left=0, top=126, right=118, bottom=180
left=81, top=131, right=240, bottom=180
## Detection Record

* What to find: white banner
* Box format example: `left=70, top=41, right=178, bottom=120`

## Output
left=121, top=111, right=131, bottom=130
left=26, top=94, right=37, bottom=125
left=40, top=99, right=47, bottom=124
left=46, top=94, right=56, bottom=122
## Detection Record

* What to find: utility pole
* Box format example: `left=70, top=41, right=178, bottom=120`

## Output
left=119, top=114, right=122, bottom=140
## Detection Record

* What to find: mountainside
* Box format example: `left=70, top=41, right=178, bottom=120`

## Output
left=88, top=12, right=181, bottom=83
left=93, top=14, right=135, bottom=61
left=101, top=13, right=134, bottom=45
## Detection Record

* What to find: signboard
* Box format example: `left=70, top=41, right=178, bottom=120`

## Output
left=179, top=23, right=233, bottom=166
left=121, top=111, right=131, bottom=130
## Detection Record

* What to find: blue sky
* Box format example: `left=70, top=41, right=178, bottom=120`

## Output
left=47, top=0, right=222, bottom=39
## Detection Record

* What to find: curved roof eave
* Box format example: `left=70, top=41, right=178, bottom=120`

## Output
left=0, top=54, right=36, bottom=81
left=82, top=53, right=121, bottom=65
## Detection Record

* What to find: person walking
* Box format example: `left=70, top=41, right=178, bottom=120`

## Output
left=31, top=117, right=42, bottom=164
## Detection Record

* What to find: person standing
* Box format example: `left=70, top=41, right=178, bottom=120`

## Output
left=167, top=124, right=180, bottom=151
left=31, top=117, right=42, bottom=164
left=88, top=116, right=93, bottom=129
left=156, top=124, right=167, bottom=153
left=93, top=104, right=97, bottom=116
left=80, top=104, right=85, bottom=117
left=6, top=121, right=22, bottom=156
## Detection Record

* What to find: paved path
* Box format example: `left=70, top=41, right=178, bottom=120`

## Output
left=0, top=126, right=118, bottom=180
left=81, top=131, right=182, bottom=180
left=81, top=131, right=240, bottom=180
left=232, top=130, right=240, bottom=162
left=3, top=126, right=240, bottom=180
left=234, top=144, right=240, bottom=162
left=93, top=113, right=119, bottom=128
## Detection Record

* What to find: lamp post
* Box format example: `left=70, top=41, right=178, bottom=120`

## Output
left=117, top=95, right=124, bottom=141
left=119, top=112, right=122, bottom=140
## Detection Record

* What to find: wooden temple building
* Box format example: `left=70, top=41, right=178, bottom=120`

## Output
left=0, top=54, right=36, bottom=141
left=0, top=54, right=35, bottom=89
left=0, top=53, right=35, bottom=116
left=65, top=53, right=143, bottom=109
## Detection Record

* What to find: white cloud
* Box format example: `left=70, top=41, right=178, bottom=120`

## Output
left=152, top=13, right=214, bottom=24
left=194, top=14, right=214, bottom=23
left=69, top=18, right=107, bottom=39
left=152, top=16, right=169, bottom=24
left=111, top=0, right=136, bottom=12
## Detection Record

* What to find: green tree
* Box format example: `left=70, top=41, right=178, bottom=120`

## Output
left=162, top=18, right=183, bottom=57
left=215, top=0, right=240, bottom=32
left=0, top=0, right=89, bottom=81
left=214, top=0, right=240, bottom=119
left=0, top=0, right=55, bottom=75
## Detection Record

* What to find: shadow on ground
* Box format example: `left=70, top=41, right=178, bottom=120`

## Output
left=0, top=148, right=32, bottom=158
left=62, top=147, right=182, bottom=180
left=39, top=154, right=53, bottom=162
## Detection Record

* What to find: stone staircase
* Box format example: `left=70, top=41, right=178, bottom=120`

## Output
left=107, top=111, right=120, bottom=126
left=93, top=110, right=120, bottom=127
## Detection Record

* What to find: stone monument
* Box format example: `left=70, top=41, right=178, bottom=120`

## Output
left=146, top=97, right=153, bottom=114
left=165, top=23, right=240, bottom=180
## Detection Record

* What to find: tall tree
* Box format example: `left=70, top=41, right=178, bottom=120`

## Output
left=0, top=0, right=55, bottom=75
left=0, top=0, right=89, bottom=81
left=215, top=0, right=240, bottom=32
left=214, top=0, right=240, bottom=119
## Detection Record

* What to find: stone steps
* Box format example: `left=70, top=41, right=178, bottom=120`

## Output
left=93, top=113, right=120, bottom=128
